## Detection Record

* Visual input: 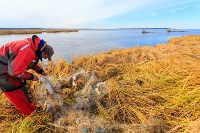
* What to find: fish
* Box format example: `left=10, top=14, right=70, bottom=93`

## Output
left=39, top=76, right=56, bottom=95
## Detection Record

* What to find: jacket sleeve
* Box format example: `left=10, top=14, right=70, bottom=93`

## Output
left=8, top=46, right=37, bottom=80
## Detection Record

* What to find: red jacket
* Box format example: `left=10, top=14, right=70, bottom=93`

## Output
left=0, top=37, right=42, bottom=81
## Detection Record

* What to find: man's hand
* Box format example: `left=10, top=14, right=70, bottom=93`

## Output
left=33, top=75, right=39, bottom=81
left=42, top=71, right=47, bottom=76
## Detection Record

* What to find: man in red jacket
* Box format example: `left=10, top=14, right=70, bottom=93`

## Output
left=0, top=35, right=54, bottom=116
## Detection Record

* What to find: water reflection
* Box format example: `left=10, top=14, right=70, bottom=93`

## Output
left=0, top=29, right=200, bottom=62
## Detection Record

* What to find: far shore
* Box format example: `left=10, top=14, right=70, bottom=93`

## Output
left=0, top=29, right=79, bottom=35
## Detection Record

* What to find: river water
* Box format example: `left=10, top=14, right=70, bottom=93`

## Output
left=0, top=29, right=200, bottom=62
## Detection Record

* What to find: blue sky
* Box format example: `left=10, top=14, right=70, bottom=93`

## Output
left=0, top=0, right=200, bottom=29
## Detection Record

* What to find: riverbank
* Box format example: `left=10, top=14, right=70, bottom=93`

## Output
left=1, top=35, right=200, bottom=132
left=0, top=29, right=79, bottom=35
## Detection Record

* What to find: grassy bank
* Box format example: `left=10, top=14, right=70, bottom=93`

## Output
left=1, top=35, right=200, bottom=132
left=0, top=29, right=79, bottom=35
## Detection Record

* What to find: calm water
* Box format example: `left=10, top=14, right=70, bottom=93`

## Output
left=0, top=29, right=200, bottom=62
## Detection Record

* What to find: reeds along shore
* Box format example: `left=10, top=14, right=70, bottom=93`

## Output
left=0, top=29, right=79, bottom=35
left=1, top=35, right=200, bottom=133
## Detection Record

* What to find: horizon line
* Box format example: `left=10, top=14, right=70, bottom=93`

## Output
left=1, top=27, right=199, bottom=30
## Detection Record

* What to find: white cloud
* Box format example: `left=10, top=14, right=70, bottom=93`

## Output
left=0, top=0, right=159, bottom=27
left=149, top=12, right=158, bottom=16
left=169, top=7, right=187, bottom=13
left=37, top=0, right=162, bottom=27
left=0, top=0, right=199, bottom=28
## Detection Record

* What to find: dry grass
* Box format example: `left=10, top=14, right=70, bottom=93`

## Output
left=1, top=35, right=200, bottom=132
left=0, top=30, right=43, bottom=35
left=0, top=29, right=79, bottom=35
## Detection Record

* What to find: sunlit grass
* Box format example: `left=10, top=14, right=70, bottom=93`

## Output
left=1, top=35, right=200, bottom=132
